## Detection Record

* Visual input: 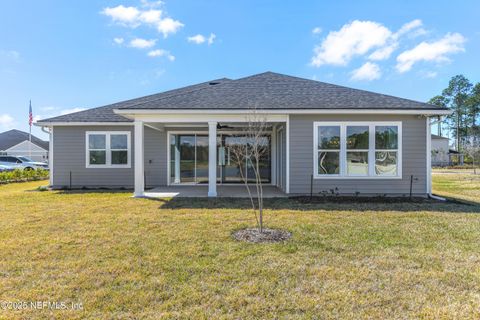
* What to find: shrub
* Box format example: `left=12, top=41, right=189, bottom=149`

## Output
left=0, top=169, right=49, bottom=184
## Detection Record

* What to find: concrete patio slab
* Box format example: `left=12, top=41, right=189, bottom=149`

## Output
left=143, top=185, right=286, bottom=198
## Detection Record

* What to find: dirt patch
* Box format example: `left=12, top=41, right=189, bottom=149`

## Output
left=232, top=228, right=292, bottom=243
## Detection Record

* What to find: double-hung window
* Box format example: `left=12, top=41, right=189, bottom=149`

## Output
left=86, top=131, right=131, bottom=168
left=314, top=122, right=401, bottom=178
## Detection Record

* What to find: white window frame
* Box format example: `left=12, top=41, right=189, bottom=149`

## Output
left=313, top=121, right=402, bottom=179
left=85, top=131, right=131, bottom=168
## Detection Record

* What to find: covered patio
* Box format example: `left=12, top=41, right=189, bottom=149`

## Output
left=124, top=113, right=289, bottom=198
left=143, top=185, right=287, bottom=198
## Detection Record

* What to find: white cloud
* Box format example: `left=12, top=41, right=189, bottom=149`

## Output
left=188, top=33, right=216, bottom=45
left=395, top=19, right=423, bottom=38
left=129, top=38, right=157, bottom=49
left=312, top=27, right=322, bottom=34
left=311, top=19, right=428, bottom=66
left=311, top=20, right=392, bottom=67
left=188, top=34, right=206, bottom=44
left=60, top=107, right=86, bottom=115
left=350, top=62, right=381, bottom=81
left=156, top=17, right=184, bottom=37
left=147, top=49, right=175, bottom=61
left=101, top=4, right=183, bottom=37
left=113, top=37, right=124, bottom=45
left=207, top=33, right=216, bottom=45
left=396, top=33, right=466, bottom=73
left=368, top=43, right=398, bottom=60
left=102, top=5, right=141, bottom=26
left=0, top=114, right=15, bottom=130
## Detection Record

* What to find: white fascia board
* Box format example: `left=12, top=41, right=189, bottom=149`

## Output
left=34, top=122, right=133, bottom=127
left=117, top=113, right=289, bottom=123
left=114, top=108, right=452, bottom=116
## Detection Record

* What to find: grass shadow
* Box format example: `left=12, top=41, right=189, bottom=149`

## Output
left=150, top=196, right=479, bottom=213
left=55, top=188, right=133, bottom=195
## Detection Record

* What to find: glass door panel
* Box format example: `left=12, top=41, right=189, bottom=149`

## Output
left=179, top=135, right=195, bottom=183
left=246, top=136, right=271, bottom=184
left=218, top=134, right=271, bottom=184
left=196, top=136, right=209, bottom=184
left=222, top=135, right=246, bottom=183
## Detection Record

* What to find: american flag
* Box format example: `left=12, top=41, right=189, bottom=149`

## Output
left=28, top=100, right=33, bottom=127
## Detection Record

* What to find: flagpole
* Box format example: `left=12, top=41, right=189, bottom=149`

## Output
left=29, top=100, right=32, bottom=158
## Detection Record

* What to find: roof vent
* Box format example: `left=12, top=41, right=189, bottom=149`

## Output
left=209, top=81, right=220, bottom=85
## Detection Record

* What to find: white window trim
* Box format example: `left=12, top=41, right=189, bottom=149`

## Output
left=85, top=131, right=131, bottom=168
left=313, top=121, right=402, bottom=179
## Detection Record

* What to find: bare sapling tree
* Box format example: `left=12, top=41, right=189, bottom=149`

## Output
left=228, top=108, right=270, bottom=232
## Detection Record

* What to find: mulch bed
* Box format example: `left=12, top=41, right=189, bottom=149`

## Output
left=232, top=228, right=292, bottom=243
left=293, top=196, right=437, bottom=204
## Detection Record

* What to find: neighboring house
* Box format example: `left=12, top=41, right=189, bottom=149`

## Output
left=0, top=129, right=49, bottom=162
left=36, top=72, right=450, bottom=197
left=431, top=134, right=450, bottom=166
left=431, top=134, right=465, bottom=166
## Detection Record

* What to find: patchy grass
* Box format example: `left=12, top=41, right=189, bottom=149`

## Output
left=0, top=180, right=480, bottom=319
left=433, top=169, right=480, bottom=204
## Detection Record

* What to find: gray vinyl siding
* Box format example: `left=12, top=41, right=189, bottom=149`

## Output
left=288, top=114, right=427, bottom=195
left=144, top=127, right=167, bottom=188
left=52, top=126, right=169, bottom=188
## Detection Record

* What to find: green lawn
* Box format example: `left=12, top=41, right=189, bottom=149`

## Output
left=0, top=176, right=479, bottom=319
left=432, top=169, right=480, bottom=204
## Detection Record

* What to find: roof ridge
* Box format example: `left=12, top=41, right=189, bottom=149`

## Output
left=234, top=72, right=440, bottom=109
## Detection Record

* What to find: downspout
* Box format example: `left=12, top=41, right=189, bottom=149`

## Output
left=426, top=117, right=446, bottom=201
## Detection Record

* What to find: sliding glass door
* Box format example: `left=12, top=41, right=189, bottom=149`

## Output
left=218, top=134, right=271, bottom=184
left=170, top=132, right=271, bottom=185
left=170, top=134, right=208, bottom=184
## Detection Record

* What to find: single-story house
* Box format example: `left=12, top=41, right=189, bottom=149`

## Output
left=36, top=72, right=450, bottom=197
left=0, top=129, right=49, bottom=162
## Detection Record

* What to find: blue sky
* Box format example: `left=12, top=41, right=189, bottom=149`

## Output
left=1, top=0, right=479, bottom=139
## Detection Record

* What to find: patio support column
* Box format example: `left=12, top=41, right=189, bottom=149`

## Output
left=208, top=121, right=217, bottom=197
left=134, top=120, right=144, bottom=197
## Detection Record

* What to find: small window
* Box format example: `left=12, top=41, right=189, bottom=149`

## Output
left=110, top=134, right=128, bottom=165
left=88, top=134, right=106, bottom=165
left=86, top=132, right=130, bottom=168
left=375, top=126, right=398, bottom=176
left=346, top=126, right=369, bottom=176
left=317, top=126, right=340, bottom=175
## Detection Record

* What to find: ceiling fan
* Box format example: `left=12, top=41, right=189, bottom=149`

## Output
left=217, top=123, right=234, bottom=130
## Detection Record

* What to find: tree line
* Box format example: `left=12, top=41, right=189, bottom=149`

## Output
left=429, top=75, right=480, bottom=153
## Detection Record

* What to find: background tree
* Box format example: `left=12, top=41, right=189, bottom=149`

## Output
left=466, top=82, right=480, bottom=145
left=441, top=75, right=473, bottom=152
left=428, top=95, right=449, bottom=136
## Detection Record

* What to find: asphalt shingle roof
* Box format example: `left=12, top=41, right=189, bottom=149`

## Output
left=37, top=72, right=448, bottom=123
left=0, top=129, right=49, bottom=150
